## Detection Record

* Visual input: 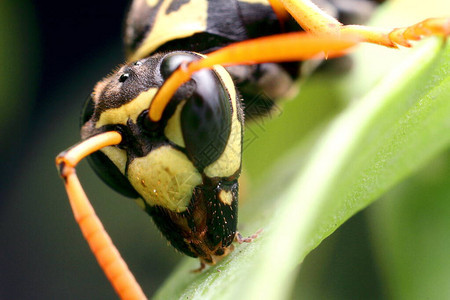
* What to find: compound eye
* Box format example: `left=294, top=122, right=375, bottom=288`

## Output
left=80, top=94, right=95, bottom=127
left=160, top=52, right=197, bottom=80
left=119, top=73, right=130, bottom=83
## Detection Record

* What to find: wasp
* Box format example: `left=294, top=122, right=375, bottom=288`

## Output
left=56, top=0, right=449, bottom=298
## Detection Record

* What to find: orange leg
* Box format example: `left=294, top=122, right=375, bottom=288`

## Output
left=56, top=131, right=147, bottom=300
left=274, top=0, right=342, bottom=34
left=235, top=229, right=264, bottom=244
left=148, top=0, right=449, bottom=122
left=278, top=0, right=450, bottom=47
left=267, top=0, right=291, bottom=26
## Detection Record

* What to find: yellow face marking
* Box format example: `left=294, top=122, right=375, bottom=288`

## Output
left=127, top=146, right=202, bottom=212
left=204, top=66, right=242, bottom=178
left=100, top=146, right=127, bottom=174
left=130, top=0, right=208, bottom=61
left=145, top=0, right=159, bottom=6
left=164, top=100, right=186, bottom=147
left=96, top=88, right=157, bottom=128
left=218, top=190, right=233, bottom=206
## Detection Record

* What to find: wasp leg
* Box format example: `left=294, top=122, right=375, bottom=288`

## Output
left=56, top=131, right=147, bottom=300
left=386, top=18, right=450, bottom=47
left=235, top=229, right=264, bottom=244
left=271, top=0, right=342, bottom=34
left=149, top=1, right=449, bottom=122
left=268, top=0, right=291, bottom=26
left=341, top=18, right=450, bottom=48
left=190, top=261, right=207, bottom=273
left=275, top=0, right=450, bottom=47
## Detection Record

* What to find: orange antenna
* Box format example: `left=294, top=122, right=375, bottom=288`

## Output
left=56, top=131, right=147, bottom=300
left=148, top=32, right=358, bottom=122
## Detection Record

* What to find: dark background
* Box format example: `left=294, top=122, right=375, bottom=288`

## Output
left=1, top=0, right=127, bottom=180
left=2, top=0, right=449, bottom=299
left=1, top=1, right=182, bottom=299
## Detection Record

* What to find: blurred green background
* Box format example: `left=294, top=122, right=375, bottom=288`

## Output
left=1, top=0, right=449, bottom=299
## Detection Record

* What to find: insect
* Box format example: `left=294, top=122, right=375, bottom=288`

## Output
left=56, top=0, right=449, bottom=298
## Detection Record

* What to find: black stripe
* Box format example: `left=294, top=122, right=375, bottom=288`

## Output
left=165, top=0, right=190, bottom=14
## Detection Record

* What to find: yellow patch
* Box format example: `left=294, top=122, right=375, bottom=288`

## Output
left=96, top=88, right=157, bottom=128
left=164, top=100, right=186, bottom=147
left=100, top=146, right=127, bottom=174
left=127, top=146, right=202, bottom=212
left=218, top=190, right=233, bottom=206
left=130, top=0, right=208, bottom=61
left=204, top=66, right=242, bottom=178
left=145, top=0, right=159, bottom=6
left=214, top=65, right=237, bottom=112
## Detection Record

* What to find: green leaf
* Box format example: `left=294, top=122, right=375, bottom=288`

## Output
left=153, top=17, right=450, bottom=300
left=369, top=150, right=450, bottom=299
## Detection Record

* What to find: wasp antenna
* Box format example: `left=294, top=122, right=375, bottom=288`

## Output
left=148, top=65, right=192, bottom=122
left=56, top=132, right=146, bottom=300
left=148, top=32, right=356, bottom=122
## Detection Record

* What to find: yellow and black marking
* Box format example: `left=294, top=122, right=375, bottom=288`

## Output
left=125, top=0, right=283, bottom=61
left=125, top=0, right=380, bottom=121
left=62, top=0, right=387, bottom=274
left=80, top=51, right=244, bottom=263
left=125, top=0, right=303, bottom=120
